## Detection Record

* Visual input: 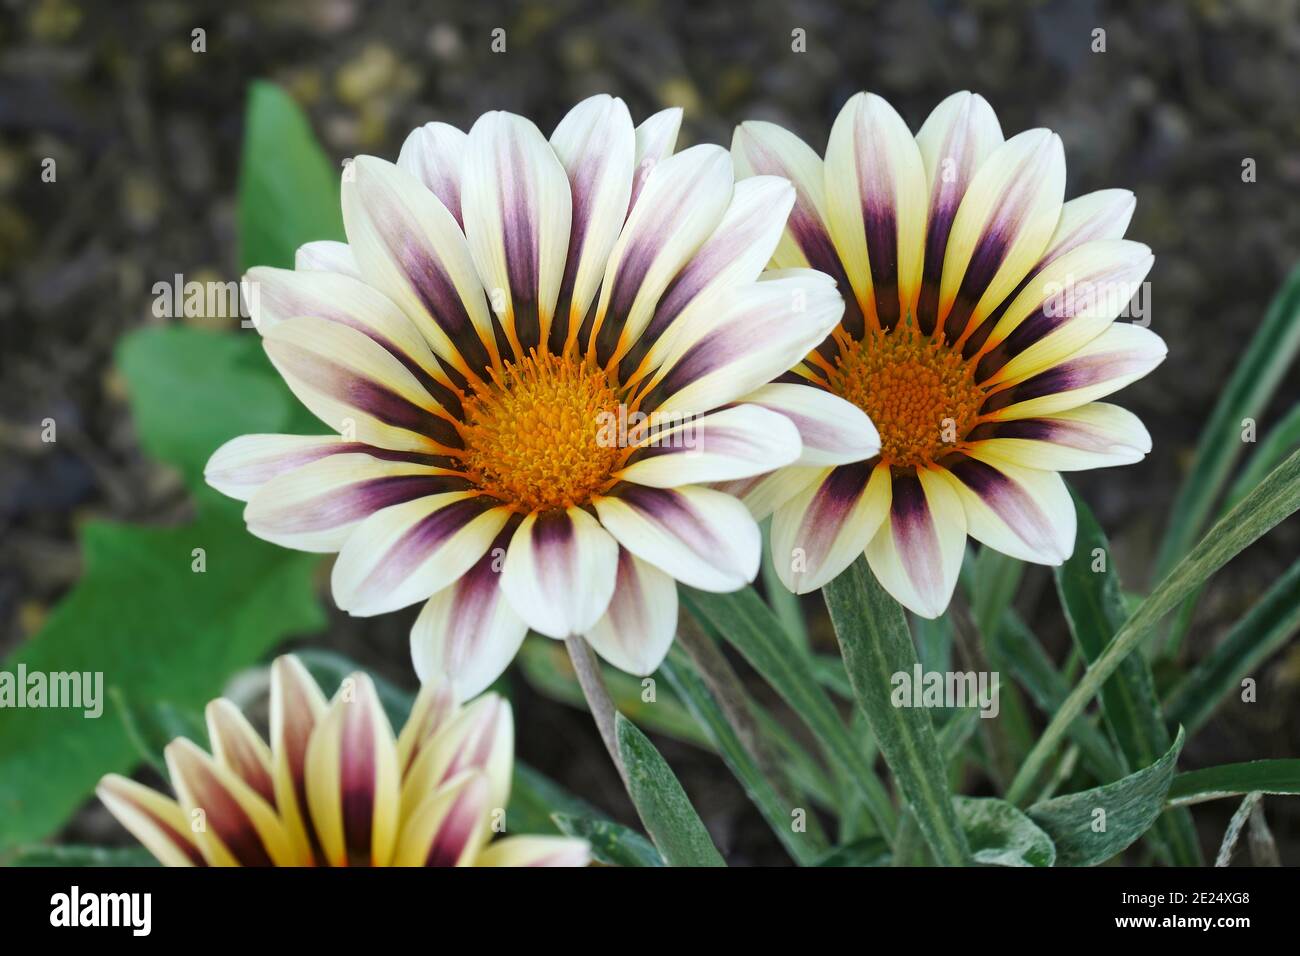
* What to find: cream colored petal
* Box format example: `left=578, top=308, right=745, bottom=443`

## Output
left=305, top=672, right=402, bottom=867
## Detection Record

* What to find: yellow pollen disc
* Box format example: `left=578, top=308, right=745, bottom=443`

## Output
left=459, top=351, right=622, bottom=512
left=827, top=325, right=985, bottom=468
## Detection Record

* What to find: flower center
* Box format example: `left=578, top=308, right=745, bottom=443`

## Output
left=459, top=351, right=622, bottom=512
left=827, top=324, right=985, bottom=468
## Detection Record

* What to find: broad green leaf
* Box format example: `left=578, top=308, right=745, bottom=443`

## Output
left=1008, top=448, right=1300, bottom=802
left=551, top=812, right=664, bottom=867
left=1, top=844, right=159, bottom=867
left=822, top=557, right=970, bottom=866
left=515, top=636, right=710, bottom=748
left=1166, top=759, right=1300, bottom=807
left=0, top=494, right=325, bottom=850
left=614, top=714, right=725, bottom=867
left=1164, top=558, right=1300, bottom=732
left=660, top=650, right=824, bottom=864
left=1028, top=727, right=1185, bottom=866
left=1054, top=489, right=1201, bottom=864
left=682, top=586, right=897, bottom=838
left=954, top=796, right=1056, bottom=867
left=1155, top=262, right=1300, bottom=577
left=238, top=81, right=345, bottom=271
left=117, top=327, right=305, bottom=491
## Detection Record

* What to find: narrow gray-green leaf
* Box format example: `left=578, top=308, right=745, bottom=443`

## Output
left=615, top=714, right=725, bottom=867
left=660, top=651, right=823, bottom=864
left=1, top=844, right=159, bottom=867
left=815, top=836, right=891, bottom=867
left=955, top=796, right=1056, bottom=867
left=1164, top=558, right=1300, bottom=732
left=682, top=586, right=897, bottom=837
left=1155, top=262, right=1300, bottom=577
left=1213, top=793, right=1261, bottom=867
left=551, top=812, right=664, bottom=867
left=1028, top=727, right=1185, bottom=866
left=1166, top=759, right=1300, bottom=807
left=992, top=615, right=1123, bottom=782
left=1225, top=403, right=1300, bottom=511
left=1054, top=489, right=1201, bottom=864
left=823, top=557, right=970, bottom=865
left=760, top=517, right=810, bottom=651
left=1008, top=448, right=1300, bottom=802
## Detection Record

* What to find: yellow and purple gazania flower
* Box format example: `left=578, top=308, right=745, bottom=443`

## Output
left=728, top=91, right=1163, bottom=617
left=205, top=95, right=867, bottom=696
left=97, top=655, right=588, bottom=867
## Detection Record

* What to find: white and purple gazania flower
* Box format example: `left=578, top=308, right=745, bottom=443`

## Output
left=727, top=91, right=1164, bottom=617
left=98, top=655, right=587, bottom=867
left=206, top=96, right=861, bottom=696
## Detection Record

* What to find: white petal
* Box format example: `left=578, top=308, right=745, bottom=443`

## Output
left=295, top=240, right=361, bottom=278
left=593, top=485, right=760, bottom=592
left=330, top=493, right=511, bottom=615
left=397, top=121, right=468, bottom=225
left=771, top=461, right=891, bottom=594
left=462, top=110, right=573, bottom=354
left=344, top=156, right=500, bottom=377
left=500, top=507, right=619, bottom=638
left=741, top=382, right=879, bottom=466
left=940, top=447, right=1077, bottom=565
left=585, top=546, right=679, bottom=675
left=616, top=404, right=802, bottom=488
left=865, top=468, right=966, bottom=619
left=590, top=144, right=733, bottom=365
left=550, top=95, right=636, bottom=345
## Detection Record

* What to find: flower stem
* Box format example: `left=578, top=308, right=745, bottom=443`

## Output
left=564, top=635, right=630, bottom=791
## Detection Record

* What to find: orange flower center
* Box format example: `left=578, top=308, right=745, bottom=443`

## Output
left=827, top=324, right=985, bottom=468
left=459, top=351, right=622, bottom=512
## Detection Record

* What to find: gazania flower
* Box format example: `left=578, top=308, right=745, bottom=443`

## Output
left=728, top=91, right=1163, bottom=617
left=97, top=655, right=588, bottom=867
left=207, top=95, right=860, bottom=695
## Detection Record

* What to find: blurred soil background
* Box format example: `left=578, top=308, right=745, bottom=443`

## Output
left=1, top=0, right=1298, bottom=864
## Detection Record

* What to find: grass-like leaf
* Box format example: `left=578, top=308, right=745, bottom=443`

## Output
left=1007, top=447, right=1300, bottom=802
left=1154, top=262, right=1300, bottom=577
left=682, top=586, right=897, bottom=837
left=823, top=557, right=971, bottom=865
left=660, top=650, right=825, bottom=864
left=1166, top=760, right=1300, bottom=806
left=1028, top=728, right=1185, bottom=866
left=1164, top=558, right=1300, bottom=732
left=615, top=714, right=726, bottom=867
left=1054, top=490, right=1201, bottom=863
